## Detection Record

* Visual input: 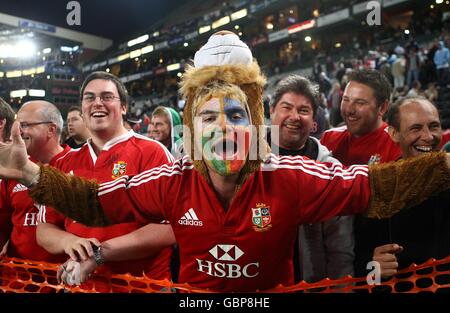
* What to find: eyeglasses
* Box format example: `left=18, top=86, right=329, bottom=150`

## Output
left=82, top=93, right=121, bottom=104
left=20, top=121, right=53, bottom=129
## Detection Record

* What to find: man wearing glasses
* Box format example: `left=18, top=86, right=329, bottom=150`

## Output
left=0, top=100, right=71, bottom=262
left=35, top=72, right=175, bottom=289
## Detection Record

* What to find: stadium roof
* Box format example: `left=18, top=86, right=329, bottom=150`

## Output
left=0, top=0, right=187, bottom=41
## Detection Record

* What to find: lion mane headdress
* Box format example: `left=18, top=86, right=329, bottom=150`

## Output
left=179, top=31, right=269, bottom=183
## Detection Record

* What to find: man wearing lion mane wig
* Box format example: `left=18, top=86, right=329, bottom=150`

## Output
left=0, top=31, right=449, bottom=292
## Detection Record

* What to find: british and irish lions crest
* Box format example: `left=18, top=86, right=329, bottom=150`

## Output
left=252, top=203, right=272, bottom=232
left=112, top=161, right=127, bottom=179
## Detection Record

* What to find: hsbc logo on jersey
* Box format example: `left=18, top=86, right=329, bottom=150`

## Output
left=196, top=244, right=260, bottom=279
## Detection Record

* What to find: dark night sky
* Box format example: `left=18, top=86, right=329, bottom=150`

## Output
left=0, top=0, right=187, bottom=41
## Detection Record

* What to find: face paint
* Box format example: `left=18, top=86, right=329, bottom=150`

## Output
left=195, top=96, right=251, bottom=176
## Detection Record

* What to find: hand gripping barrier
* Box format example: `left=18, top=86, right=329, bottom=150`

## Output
left=1, top=255, right=449, bottom=293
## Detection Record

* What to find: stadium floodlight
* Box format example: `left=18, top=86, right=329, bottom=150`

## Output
left=36, top=66, right=45, bottom=74
left=15, top=41, right=36, bottom=58
left=0, top=44, right=14, bottom=58
left=199, top=25, right=211, bottom=34
left=167, top=63, right=180, bottom=71
left=118, top=53, right=130, bottom=61
left=212, top=16, right=230, bottom=29
left=129, top=49, right=142, bottom=59
left=43, top=48, right=52, bottom=54
left=128, top=34, right=149, bottom=47
left=6, top=70, right=22, bottom=78
left=61, top=46, right=73, bottom=52
left=231, top=8, right=247, bottom=21
left=10, top=90, right=27, bottom=98
left=29, top=89, right=46, bottom=97
left=141, top=45, right=154, bottom=55
left=22, top=68, right=37, bottom=76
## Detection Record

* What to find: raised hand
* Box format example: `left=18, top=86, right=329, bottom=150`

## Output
left=0, top=121, right=39, bottom=183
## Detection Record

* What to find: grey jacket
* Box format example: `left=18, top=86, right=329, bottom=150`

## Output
left=297, top=137, right=355, bottom=282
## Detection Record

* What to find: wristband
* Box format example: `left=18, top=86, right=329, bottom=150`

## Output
left=91, top=244, right=104, bottom=266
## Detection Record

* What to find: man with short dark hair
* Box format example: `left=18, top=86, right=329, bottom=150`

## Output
left=65, top=106, right=90, bottom=149
left=321, top=69, right=401, bottom=165
left=320, top=69, right=402, bottom=277
left=269, top=75, right=354, bottom=283
left=36, top=72, right=174, bottom=287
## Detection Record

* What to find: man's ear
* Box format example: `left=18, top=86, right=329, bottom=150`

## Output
left=388, top=125, right=400, bottom=143
left=269, top=105, right=274, bottom=118
left=379, top=100, right=389, bottom=117
left=45, top=123, right=57, bottom=139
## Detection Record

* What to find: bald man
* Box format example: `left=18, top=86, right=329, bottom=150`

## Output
left=0, top=101, right=70, bottom=261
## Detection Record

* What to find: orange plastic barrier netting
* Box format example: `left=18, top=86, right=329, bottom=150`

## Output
left=1, top=255, right=450, bottom=293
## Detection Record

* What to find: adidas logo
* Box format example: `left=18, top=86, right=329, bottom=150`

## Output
left=13, top=184, right=28, bottom=193
left=178, top=208, right=203, bottom=227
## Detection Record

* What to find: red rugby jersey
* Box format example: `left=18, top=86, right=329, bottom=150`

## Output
left=0, top=145, right=71, bottom=261
left=320, top=122, right=401, bottom=166
left=97, top=154, right=370, bottom=291
left=44, top=131, right=174, bottom=278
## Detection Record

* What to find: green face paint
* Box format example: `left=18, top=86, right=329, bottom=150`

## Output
left=194, top=96, right=251, bottom=176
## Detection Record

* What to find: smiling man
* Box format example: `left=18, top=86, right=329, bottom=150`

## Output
left=35, top=72, right=174, bottom=288
left=65, top=106, right=90, bottom=149
left=268, top=75, right=354, bottom=283
left=321, top=69, right=401, bottom=166
left=0, top=32, right=449, bottom=292
left=0, top=101, right=70, bottom=262
left=370, top=96, right=450, bottom=278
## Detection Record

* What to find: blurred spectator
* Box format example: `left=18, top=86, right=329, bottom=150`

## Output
left=392, top=53, right=406, bottom=89
left=0, top=97, right=15, bottom=143
left=406, top=46, right=421, bottom=88
left=123, top=113, right=142, bottom=132
left=406, top=80, right=422, bottom=97
left=424, top=82, right=439, bottom=102
left=65, top=106, right=90, bottom=149
left=434, top=41, right=450, bottom=88
left=328, top=82, right=343, bottom=127
left=146, top=123, right=156, bottom=140
left=151, top=106, right=183, bottom=159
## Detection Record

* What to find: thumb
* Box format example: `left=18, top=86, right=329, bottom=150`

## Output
left=11, top=121, right=24, bottom=146
left=89, top=238, right=101, bottom=247
left=375, top=243, right=403, bottom=254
